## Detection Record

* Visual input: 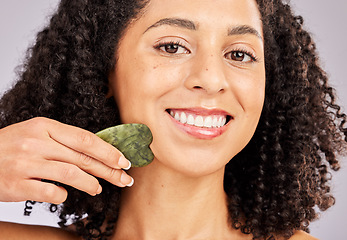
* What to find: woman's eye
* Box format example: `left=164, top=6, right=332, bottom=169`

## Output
left=156, top=42, right=189, bottom=54
left=226, top=51, right=255, bottom=63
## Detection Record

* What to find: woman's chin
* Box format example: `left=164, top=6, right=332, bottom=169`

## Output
left=144, top=153, right=227, bottom=179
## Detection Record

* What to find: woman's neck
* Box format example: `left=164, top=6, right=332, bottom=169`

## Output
left=112, top=160, right=246, bottom=240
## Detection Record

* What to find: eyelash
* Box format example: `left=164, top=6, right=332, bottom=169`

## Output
left=227, top=48, right=259, bottom=63
left=154, top=40, right=190, bottom=54
left=154, top=41, right=258, bottom=63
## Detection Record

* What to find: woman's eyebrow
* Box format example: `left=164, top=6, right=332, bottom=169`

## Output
left=144, top=18, right=197, bottom=33
left=228, top=25, right=263, bottom=42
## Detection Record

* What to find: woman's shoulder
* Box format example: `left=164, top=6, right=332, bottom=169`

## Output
left=0, top=221, right=81, bottom=240
left=288, top=230, right=319, bottom=240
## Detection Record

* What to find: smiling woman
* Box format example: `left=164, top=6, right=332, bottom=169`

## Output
left=110, top=0, right=265, bottom=179
left=0, top=0, right=345, bottom=240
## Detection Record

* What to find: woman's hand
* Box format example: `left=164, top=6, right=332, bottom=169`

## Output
left=0, top=117, right=133, bottom=204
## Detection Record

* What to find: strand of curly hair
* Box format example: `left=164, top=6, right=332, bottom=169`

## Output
left=0, top=0, right=345, bottom=239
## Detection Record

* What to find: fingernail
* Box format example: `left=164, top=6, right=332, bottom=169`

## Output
left=127, top=177, right=134, bottom=187
left=123, top=160, right=131, bottom=171
left=96, top=185, right=102, bottom=195
left=120, top=172, right=134, bottom=187
left=118, top=155, right=131, bottom=170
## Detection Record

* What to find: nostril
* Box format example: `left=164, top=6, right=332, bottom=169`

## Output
left=193, top=86, right=202, bottom=89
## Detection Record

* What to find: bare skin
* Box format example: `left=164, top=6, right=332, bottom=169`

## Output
left=1, top=222, right=80, bottom=240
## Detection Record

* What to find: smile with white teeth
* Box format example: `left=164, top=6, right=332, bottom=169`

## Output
left=169, top=110, right=227, bottom=128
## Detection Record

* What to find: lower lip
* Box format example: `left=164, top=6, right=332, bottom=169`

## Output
left=168, top=113, right=228, bottom=140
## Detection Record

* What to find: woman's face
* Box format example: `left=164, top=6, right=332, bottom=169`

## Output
left=109, top=0, right=265, bottom=176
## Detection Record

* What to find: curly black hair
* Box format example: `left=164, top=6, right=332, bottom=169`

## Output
left=0, top=0, right=346, bottom=239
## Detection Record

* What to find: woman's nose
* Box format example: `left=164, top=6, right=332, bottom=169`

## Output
left=184, top=53, right=228, bottom=95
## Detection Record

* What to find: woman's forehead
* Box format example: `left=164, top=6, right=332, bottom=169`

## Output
left=135, top=0, right=263, bottom=35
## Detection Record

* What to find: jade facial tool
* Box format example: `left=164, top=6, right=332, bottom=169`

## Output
left=96, top=124, right=154, bottom=167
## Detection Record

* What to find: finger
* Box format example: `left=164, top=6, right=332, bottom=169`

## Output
left=28, top=159, right=102, bottom=196
left=17, top=179, right=68, bottom=204
left=40, top=140, right=134, bottom=187
left=46, top=120, right=131, bottom=170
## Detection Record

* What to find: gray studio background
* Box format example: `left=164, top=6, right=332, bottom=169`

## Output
left=0, top=1, right=346, bottom=239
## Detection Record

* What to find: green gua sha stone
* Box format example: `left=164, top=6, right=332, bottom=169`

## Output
left=96, top=124, right=154, bottom=167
